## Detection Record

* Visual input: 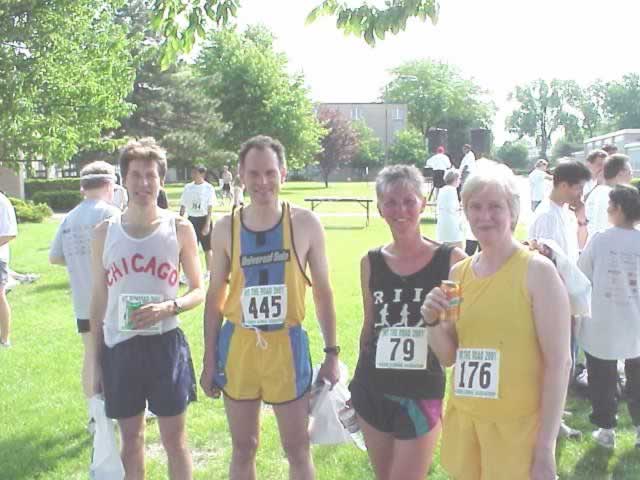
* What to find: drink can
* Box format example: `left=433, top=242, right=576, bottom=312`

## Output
left=441, top=280, right=461, bottom=323
left=126, top=300, right=144, bottom=329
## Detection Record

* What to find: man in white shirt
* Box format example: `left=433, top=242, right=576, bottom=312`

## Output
left=0, top=191, right=17, bottom=347
left=221, top=165, right=233, bottom=205
left=459, top=144, right=476, bottom=185
left=50, top=161, right=120, bottom=405
left=180, top=165, right=217, bottom=275
left=425, top=146, right=451, bottom=200
left=528, top=160, right=591, bottom=439
left=582, top=149, right=608, bottom=202
left=528, top=159, right=552, bottom=212
left=585, top=154, right=633, bottom=240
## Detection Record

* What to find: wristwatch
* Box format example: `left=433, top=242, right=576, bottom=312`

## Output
left=172, top=299, right=184, bottom=315
left=323, top=346, right=341, bottom=355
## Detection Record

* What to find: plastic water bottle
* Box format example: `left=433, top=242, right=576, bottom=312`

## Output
left=338, top=405, right=366, bottom=451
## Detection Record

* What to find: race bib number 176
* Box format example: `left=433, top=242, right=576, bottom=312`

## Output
left=454, top=348, right=500, bottom=399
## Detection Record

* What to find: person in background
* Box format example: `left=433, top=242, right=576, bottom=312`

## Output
left=585, top=154, right=633, bottom=240
left=425, top=146, right=451, bottom=201
left=221, top=165, right=233, bottom=205
left=459, top=144, right=476, bottom=187
left=578, top=185, right=640, bottom=449
left=179, top=165, right=217, bottom=276
left=49, top=161, right=120, bottom=426
left=602, top=144, right=618, bottom=156
left=423, top=161, right=571, bottom=479
left=582, top=149, right=608, bottom=201
left=528, top=159, right=551, bottom=212
left=350, top=165, right=465, bottom=480
left=111, top=172, right=128, bottom=211
left=436, top=169, right=464, bottom=249
left=231, top=175, right=244, bottom=208
left=0, top=191, right=17, bottom=348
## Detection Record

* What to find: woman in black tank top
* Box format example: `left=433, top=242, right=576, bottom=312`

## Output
left=349, top=165, right=466, bottom=480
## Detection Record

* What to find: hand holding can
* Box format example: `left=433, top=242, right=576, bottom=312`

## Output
left=441, top=280, right=461, bottom=323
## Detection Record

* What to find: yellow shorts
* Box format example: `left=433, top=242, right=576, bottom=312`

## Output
left=213, top=322, right=312, bottom=404
left=441, top=404, right=539, bottom=480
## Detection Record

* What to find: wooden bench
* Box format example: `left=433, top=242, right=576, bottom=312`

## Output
left=304, top=197, right=374, bottom=226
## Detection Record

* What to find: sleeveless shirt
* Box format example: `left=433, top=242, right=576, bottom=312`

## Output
left=102, top=213, right=179, bottom=347
left=449, top=247, right=541, bottom=420
left=222, top=202, right=311, bottom=330
left=352, top=243, right=453, bottom=398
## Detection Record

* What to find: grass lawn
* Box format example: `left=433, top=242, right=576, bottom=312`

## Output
left=2, top=181, right=640, bottom=479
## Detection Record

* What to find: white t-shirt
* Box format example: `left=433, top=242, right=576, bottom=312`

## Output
left=110, top=184, right=128, bottom=211
left=436, top=185, right=463, bottom=242
left=528, top=169, right=547, bottom=202
left=180, top=182, right=216, bottom=217
left=582, top=178, right=598, bottom=201
left=426, top=153, right=451, bottom=171
left=578, top=227, right=640, bottom=359
left=585, top=184, right=612, bottom=240
left=0, top=192, right=18, bottom=263
left=460, top=151, right=476, bottom=176
left=528, top=199, right=578, bottom=263
left=50, top=199, right=120, bottom=319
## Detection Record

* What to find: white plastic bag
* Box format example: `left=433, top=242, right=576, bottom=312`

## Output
left=308, top=362, right=352, bottom=445
left=89, top=395, right=125, bottom=480
left=537, top=238, right=592, bottom=317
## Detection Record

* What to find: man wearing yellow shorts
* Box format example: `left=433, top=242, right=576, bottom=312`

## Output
left=200, top=135, right=339, bottom=480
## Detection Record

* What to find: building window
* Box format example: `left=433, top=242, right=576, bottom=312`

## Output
left=392, top=107, right=404, bottom=121
left=351, top=107, right=362, bottom=120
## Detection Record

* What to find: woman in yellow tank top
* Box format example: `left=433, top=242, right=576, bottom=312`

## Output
left=421, top=161, right=572, bottom=480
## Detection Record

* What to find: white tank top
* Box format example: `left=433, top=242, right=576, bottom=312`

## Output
left=102, top=213, right=179, bottom=347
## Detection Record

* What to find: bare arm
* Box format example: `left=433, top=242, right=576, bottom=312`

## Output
left=305, top=212, right=339, bottom=385
left=129, top=217, right=205, bottom=329
left=200, top=215, right=232, bottom=398
left=421, top=249, right=467, bottom=367
left=89, top=222, right=109, bottom=395
left=528, top=254, right=571, bottom=478
left=358, top=254, right=375, bottom=353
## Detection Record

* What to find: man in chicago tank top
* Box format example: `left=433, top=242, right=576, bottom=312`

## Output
left=200, top=135, right=339, bottom=480
left=90, top=138, right=205, bottom=479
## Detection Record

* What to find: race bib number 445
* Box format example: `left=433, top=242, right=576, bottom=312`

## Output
left=375, top=327, right=427, bottom=370
left=241, top=284, right=287, bottom=327
left=454, top=348, right=500, bottom=399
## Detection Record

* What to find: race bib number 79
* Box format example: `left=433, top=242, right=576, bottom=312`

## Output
left=241, top=284, right=287, bottom=327
left=375, top=327, right=427, bottom=370
left=454, top=348, right=500, bottom=399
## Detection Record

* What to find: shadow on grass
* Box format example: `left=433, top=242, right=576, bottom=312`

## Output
left=611, top=447, right=640, bottom=478
left=0, top=430, right=90, bottom=479
left=566, top=443, right=614, bottom=479
left=28, top=280, right=68, bottom=294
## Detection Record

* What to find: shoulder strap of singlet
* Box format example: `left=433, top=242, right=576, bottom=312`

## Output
left=227, top=205, right=239, bottom=283
left=432, top=242, right=456, bottom=279
left=366, top=247, right=384, bottom=290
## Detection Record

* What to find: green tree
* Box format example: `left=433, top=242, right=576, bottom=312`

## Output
left=350, top=121, right=385, bottom=169
left=606, top=73, right=640, bottom=130
left=196, top=26, right=323, bottom=169
left=496, top=141, right=529, bottom=170
left=387, top=128, right=427, bottom=166
left=316, top=109, right=358, bottom=187
left=506, top=79, right=578, bottom=160
left=114, top=1, right=229, bottom=170
left=564, top=80, right=608, bottom=139
left=0, top=0, right=135, bottom=168
left=383, top=60, right=494, bottom=158
left=149, top=1, right=441, bottom=67
left=551, top=137, right=583, bottom=161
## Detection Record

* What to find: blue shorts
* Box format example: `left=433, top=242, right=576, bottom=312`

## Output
left=350, top=379, right=443, bottom=440
left=102, top=328, right=197, bottom=419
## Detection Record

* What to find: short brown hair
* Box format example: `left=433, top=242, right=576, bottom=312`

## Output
left=119, top=137, right=167, bottom=181
left=239, top=135, right=286, bottom=169
left=586, top=149, right=607, bottom=164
